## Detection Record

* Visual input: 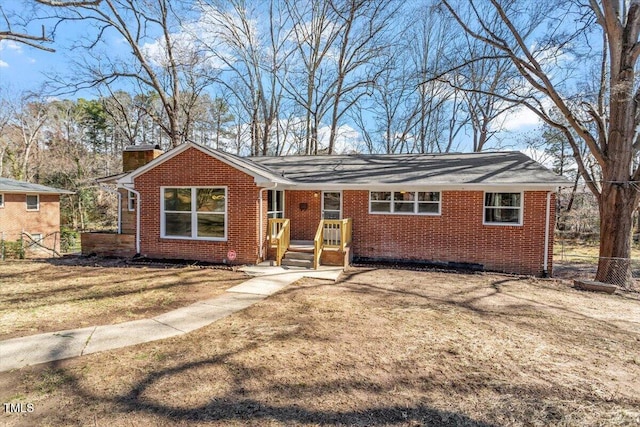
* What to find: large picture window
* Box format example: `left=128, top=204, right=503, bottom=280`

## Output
left=162, top=187, right=226, bottom=240
left=484, top=192, right=522, bottom=225
left=369, top=191, right=440, bottom=215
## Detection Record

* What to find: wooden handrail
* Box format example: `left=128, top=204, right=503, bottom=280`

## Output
left=267, top=218, right=290, bottom=265
left=272, top=219, right=290, bottom=266
left=313, top=220, right=324, bottom=269
left=314, top=218, right=352, bottom=269
left=342, top=218, right=352, bottom=248
left=267, top=218, right=287, bottom=247
left=321, top=219, right=352, bottom=250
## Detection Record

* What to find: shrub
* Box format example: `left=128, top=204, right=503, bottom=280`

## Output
left=60, top=227, right=79, bottom=253
left=1, top=240, right=25, bottom=259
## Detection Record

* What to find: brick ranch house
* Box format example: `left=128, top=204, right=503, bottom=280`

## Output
left=0, top=177, right=73, bottom=255
left=85, top=142, right=567, bottom=276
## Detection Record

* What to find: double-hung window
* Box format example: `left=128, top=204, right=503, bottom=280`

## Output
left=26, top=194, right=39, bottom=211
left=162, top=187, right=227, bottom=240
left=484, top=192, right=522, bottom=225
left=370, top=191, right=441, bottom=215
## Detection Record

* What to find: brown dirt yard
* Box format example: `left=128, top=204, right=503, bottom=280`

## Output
left=0, top=257, right=246, bottom=340
left=1, top=263, right=639, bottom=426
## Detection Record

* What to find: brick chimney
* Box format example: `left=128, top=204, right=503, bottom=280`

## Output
left=122, top=144, right=164, bottom=172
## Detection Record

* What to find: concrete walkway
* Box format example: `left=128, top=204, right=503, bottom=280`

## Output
left=0, top=265, right=342, bottom=372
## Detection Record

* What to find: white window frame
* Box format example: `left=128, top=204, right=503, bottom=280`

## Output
left=483, top=191, right=523, bottom=226
left=322, top=191, right=342, bottom=219
left=267, top=190, right=285, bottom=219
left=26, top=194, right=39, bottom=211
left=127, top=191, right=136, bottom=211
left=160, top=186, right=228, bottom=241
left=368, top=190, right=441, bottom=216
left=0, top=193, right=4, bottom=208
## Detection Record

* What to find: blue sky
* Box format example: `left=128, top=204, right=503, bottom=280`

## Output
left=0, top=0, right=133, bottom=97
left=0, top=0, right=65, bottom=92
left=0, top=40, right=61, bottom=92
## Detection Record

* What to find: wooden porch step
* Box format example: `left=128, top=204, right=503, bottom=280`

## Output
left=288, top=240, right=314, bottom=253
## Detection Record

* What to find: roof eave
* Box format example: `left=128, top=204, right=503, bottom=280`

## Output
left=286, top=182, right=567, bottom=191
left=0, top=188, right=75, bottom=195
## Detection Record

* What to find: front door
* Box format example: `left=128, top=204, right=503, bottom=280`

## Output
left=322, top=191, right=342, bottom=219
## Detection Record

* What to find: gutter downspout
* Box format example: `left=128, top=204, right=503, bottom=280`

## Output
left=124, top=185, right=141, bottom=255
left=97, top=184, right=122, bottom=234
left=543, top=191, right=552, bottom=277
left=259, top=183, right=278, bottom=261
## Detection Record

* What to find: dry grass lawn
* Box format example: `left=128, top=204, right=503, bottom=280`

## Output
left=0, top=257, right=246, bottom=340
left=1, top=266, right=639, bottom=426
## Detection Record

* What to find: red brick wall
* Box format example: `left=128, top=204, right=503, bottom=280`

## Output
left=129, top=146, right=556, bottom=275
left=0, top=193, right=62, bottom=253
left=134, top=147, right=261, bottom=265
left=286, top=190, right=322, bottom=240
left=285, top=189, right=555, bottom=276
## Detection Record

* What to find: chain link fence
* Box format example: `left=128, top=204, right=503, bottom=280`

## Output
left=553, top=239, right=640, bottom=291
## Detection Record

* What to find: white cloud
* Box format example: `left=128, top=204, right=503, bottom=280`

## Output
left=317, top=124, right=365, bottom=154
left=141, top=32, right=200, bottom=68
left=3, top=40, right=23, bottom=53
left=500, top=106, right=541, bottom=131
left=0, top=39, right=26, bottom=68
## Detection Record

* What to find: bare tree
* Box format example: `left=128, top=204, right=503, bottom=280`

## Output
left=284, top=0, right=341, bottom=154
left=196, top=0, right=294, bottom=155
left=3, top=96, right=49, bottom=181
left=456, top=37, right=522, bottom=152
left=441, top=0, right=640, bottom=286
left=0, top=1, right=102, bottom=51
left=408, top=3, right=468, bottom=154
left=100, top=90, right=144, bottom=148
left=324, top=0, right=398, bottom=154
left=0, top=93, right=13, bottom=176
left=349, top=43, right=420, bottom=154
left=45, top=0, right=215, bottom=148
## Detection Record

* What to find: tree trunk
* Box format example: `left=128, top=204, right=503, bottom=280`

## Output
left=596, top=183, right=637, bottom=288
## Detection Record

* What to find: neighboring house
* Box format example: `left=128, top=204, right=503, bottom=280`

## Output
left=87, top=142, right=567, bottom=277
left=0, top=177, right=73, bottom=255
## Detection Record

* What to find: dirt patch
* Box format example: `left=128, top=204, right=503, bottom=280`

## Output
left=0, top=256, right=247, bottom=340
left=1, top=267, right=639, bottom=426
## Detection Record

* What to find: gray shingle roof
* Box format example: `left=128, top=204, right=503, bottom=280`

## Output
left=204, top=145, right=294, bottom=185
left=250, top=151, right=567, bottom=187
left=0, top=177, right=74, bottom=194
